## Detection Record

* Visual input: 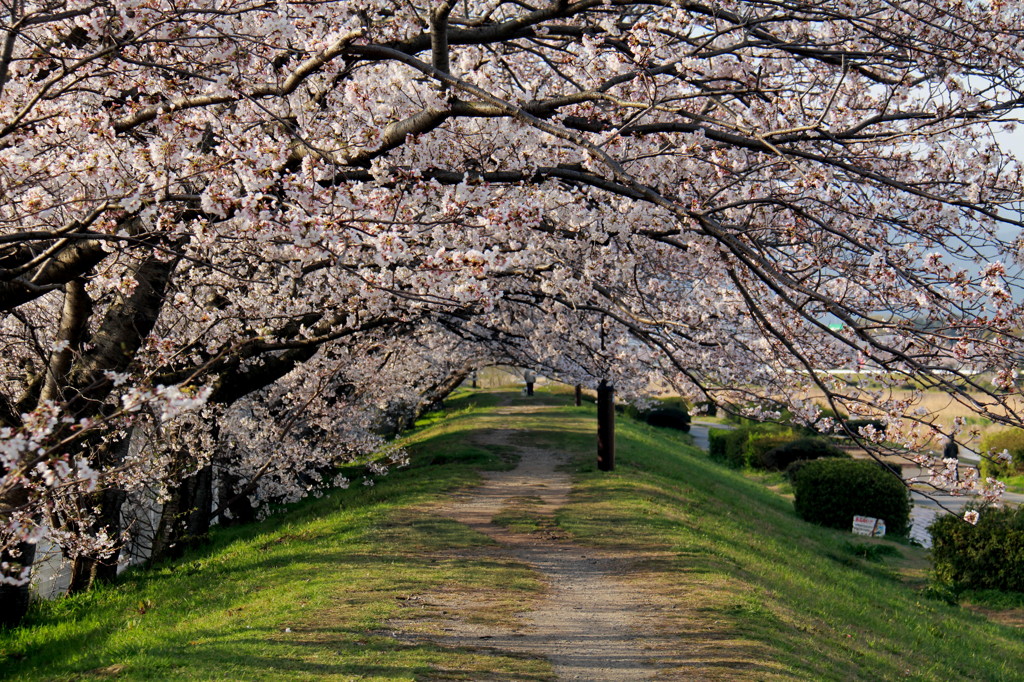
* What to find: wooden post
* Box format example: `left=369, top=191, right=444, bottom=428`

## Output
left=574, top=384, right=582, bottom=407
left=597, top=380, right=615, bottom=471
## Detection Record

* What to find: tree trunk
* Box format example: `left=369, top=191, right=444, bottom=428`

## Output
left=217, top=468, right=257, bottom=527
left=575, top=384, right=582, bottom=406
left=62, top=430, right=132, bottom=594
left=0, top=256, right=177, bottom=618
left=0, top=540, right=35, bottom=628
left=0, top=279, right=93, bottom=616
left=597, top=380, right=615, bottom=471
left=150, top=464, right=214, bottom=564
left=66, top=486, right=128, bottom=594
left=410, top=368, right=471, bottom=424
left=186, top=465, right=214, bottom=543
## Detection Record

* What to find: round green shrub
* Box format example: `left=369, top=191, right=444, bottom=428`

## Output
left=744, top=433, right=799, bottom=469
left=708, top=425, right=796, bottom=469
left=979, top=428, right=1024, bottom=478
left=785, top=458, right=815, bottom=482
left=708, top=428, right=747, bottom=468
left=793, top=458, right=910, bottom=535
left=761, top=437, right=845, bottom=471
left=813, top=404, right=849, bottom=424
left=930, top=506, right=1024, bottom=592
left=644, top=407, right=690, bottom=432
left=623, top=402, right=691, bottom=432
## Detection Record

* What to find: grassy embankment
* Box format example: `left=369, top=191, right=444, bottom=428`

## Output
left=2, top=386, right=1023, bottom=680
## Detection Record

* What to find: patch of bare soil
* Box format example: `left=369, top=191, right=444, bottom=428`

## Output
left=388, top=405, right=771, bottom=681
left=962, top=604, right=1024, bottom=628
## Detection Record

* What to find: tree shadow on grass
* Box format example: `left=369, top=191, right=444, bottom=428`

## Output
left=83, top=629, right=554, bottom=681
left=4, top=543, right=545, bottom=680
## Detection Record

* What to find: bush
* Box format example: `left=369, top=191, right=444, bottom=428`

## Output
left=644, top=407, right=690, bottom=432
left=793, top=459, right=911, bottom=535
left=622, top=403, right=691, bottom=432
left=814, top=404, right=849, bottom=424
left=708, top=428, right=745, bottom=468
left=979, top=428, right=1024, bottom=478
left=784, top=459, right=815, bottom=482
left=930, top=506, right=1024, bottom=592
left=762, top=437, right=846, bottom=472
left=745, top=433, right=800, bottom=469
left=708, top=425, right=798, bottom=469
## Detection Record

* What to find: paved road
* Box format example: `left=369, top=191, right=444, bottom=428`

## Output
left=905, top=450, right=1024, bottom=513
left=688, top=420, right=731, bottom=451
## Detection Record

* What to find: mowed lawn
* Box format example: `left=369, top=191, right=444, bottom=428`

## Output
left=1, top=387, right=1022, bottom=680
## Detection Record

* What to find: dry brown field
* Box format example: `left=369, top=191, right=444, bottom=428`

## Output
left=800, top=388, right=1024, bottom=429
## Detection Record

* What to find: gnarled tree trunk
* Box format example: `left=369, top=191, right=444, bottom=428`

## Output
left=66, top=486, right=128, bottom=594
left=150, top=463, right=213, bottom=564
left=0, top=539, right=35, bottom=628
left=217, top=466, right=257, bottom=527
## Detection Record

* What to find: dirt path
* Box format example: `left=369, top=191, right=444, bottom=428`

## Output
left=391, top=406, right=678, bottom=680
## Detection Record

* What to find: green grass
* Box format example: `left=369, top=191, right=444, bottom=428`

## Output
left=550, top=403, right=1024, bottom=680
left=997, top=474, right=1024, bottom=494
left=961, top=590, right=1024, bottom=610
left=0, top=389, right=552, bottom=681
left=3, top=386, right=1024, bottom=681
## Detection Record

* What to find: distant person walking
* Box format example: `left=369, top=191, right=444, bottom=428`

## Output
left=524, top=370, right=536, bottom=396
left=944, top=437, right=959, bottom=482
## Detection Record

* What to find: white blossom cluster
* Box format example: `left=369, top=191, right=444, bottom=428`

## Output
left=2, top=0, right=1024, bottom=597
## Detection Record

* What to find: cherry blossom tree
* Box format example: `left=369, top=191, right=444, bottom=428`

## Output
left=4, top=0, right=1024, bottom=625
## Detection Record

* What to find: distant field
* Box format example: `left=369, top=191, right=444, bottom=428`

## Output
left=797, top=388, right=1024, bottom=446
left=638, top=372, right=1024, bottom=433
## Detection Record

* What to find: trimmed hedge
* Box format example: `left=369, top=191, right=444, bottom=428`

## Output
left=623, top=403, right=691, bottom=432
left=707, top=425, right=799, bottom=469
left=644, top=407, right=690, bottom=432
left=708, top=428, right=748, bottom=468
left=763, top=437, right=846, bottom=472
left=931, top=506, right=1024, bottom=592
left=784, top=458, right=816, bottom=482
left=746, top=434, right=800, bottom=469
left=793, top=458, right=910, bottom=535
left=979, top=428, right=1024, bottom=478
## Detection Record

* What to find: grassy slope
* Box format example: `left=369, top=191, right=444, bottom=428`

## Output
left=0, top=391, right=551, bottom=682
left=2, top=387, right=1023, bottom=680
left=553, top=414, right=1024, bottom=680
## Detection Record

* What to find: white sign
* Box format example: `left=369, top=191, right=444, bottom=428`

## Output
left=909, top=508, right=939, bottom=549
left=852, top=515, right=886, bottom=537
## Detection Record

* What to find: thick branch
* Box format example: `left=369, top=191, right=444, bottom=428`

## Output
left=0, top=239, right=107, bottom=312
left=430, top=1, right=454, bottom=74
left=39, top=279, right=92, bottom=404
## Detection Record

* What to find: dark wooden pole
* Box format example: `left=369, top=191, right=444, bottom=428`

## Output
left=574, top=384, right=582, bottom=407
left=597, top=380, right=615, bottom=471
